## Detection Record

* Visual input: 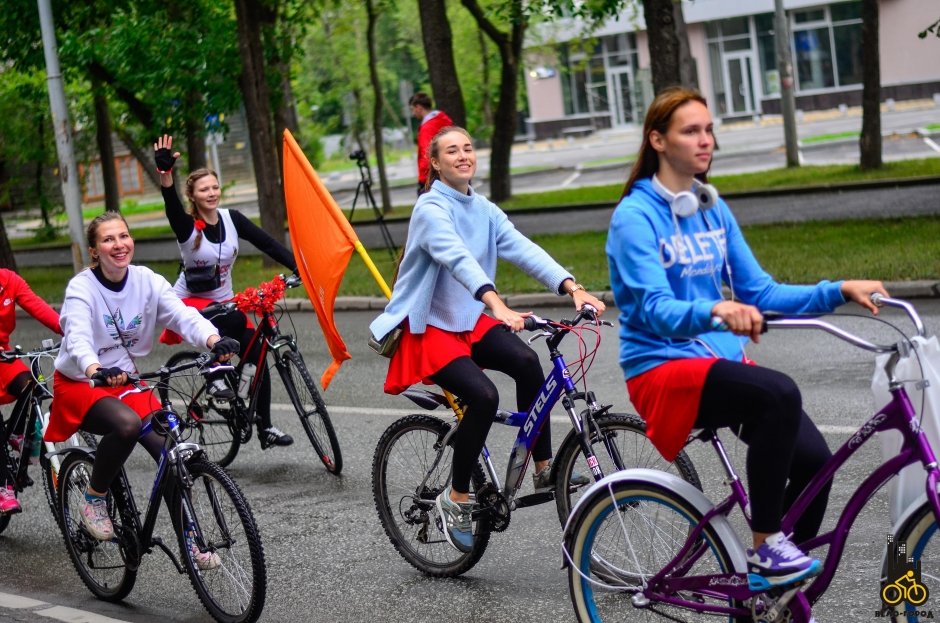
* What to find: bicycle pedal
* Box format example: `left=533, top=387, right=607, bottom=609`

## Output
left=514, top=490, right=555, bottom=509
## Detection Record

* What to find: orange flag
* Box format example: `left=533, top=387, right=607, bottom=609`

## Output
left=282, top=131, right=359, bottom=389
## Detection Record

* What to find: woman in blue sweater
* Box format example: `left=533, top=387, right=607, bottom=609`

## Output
left=607, top=87, right=887, bottom=590
left=370, top=126, right=605, bottom=553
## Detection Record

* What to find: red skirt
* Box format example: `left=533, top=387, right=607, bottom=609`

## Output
left=384, top=315, right=502, bottom=395
left=0, top=358, right=28, bottom=405
left=45, top=371, right=161, bottom=442
left=627, top=358, right=717, bottom=462
left=159, top=296, right=254, bottom=345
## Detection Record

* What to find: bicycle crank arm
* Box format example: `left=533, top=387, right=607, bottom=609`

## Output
left=513, top=490, right=555, bottom=509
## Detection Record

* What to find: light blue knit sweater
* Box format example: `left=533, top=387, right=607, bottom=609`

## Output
left=369, top=180, right=573, bottom=340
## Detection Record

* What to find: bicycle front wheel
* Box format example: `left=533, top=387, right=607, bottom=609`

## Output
left=887, top=500, right=940, bottom=622
left=160, top=351, right=242, bottom=467
left=566, top=480, right=738, bottom=622
left=277, top=350, right=342, bottom=474
left=554, top=413, right=702, bottom=525
left=372, top=414, right=490, bottom=577
left=173, top=459, right=267, bottom=623
left=57, top=453, right=137, bottom=601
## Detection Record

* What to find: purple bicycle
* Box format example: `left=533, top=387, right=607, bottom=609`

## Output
left=563, top=295, right=937, bottom=623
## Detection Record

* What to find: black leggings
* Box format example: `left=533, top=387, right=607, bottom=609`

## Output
left=205, top=307, right=273, bottom=429
left=429, top=325, right=547, bottom=494
left=696, top=359, right=832, bottom=545
left=80, top=397, right=166, bottom=494
left=0, top=372, right=34, bottom=486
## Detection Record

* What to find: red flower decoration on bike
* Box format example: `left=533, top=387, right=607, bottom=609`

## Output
left=233, top=276, right=286, bottom=315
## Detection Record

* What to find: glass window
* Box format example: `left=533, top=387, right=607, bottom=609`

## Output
left=831, top=1, right=862, bottom=22
left=118, top=158, right=142, bottom=193
left=705, top=21, right=720, bottom=39
left=758, top=31, right=778, bottom=94
left=833, top=23, right=862, bottom=85
left=708, top=42, right=727, bottom=116
left=721, top=17, right=749, bottom=37
left=794, top=27, right=834, bottom=89
left=724, top=38, right=751, bottom=52
left=755, top=13, right=774, bottom=35
left=587, top=84, right=609, bottom=112
left=793, top=9, right=825, bottom=23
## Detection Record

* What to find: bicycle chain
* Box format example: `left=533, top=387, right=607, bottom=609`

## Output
left=476, top=484, right=511, bottom=532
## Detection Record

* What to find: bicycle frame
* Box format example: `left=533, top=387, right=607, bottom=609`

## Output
left=235, top=308, right=296, bottom=420
left=419, top=312, right=617, bottom=509
left=619, top=307, right=940, bottom=616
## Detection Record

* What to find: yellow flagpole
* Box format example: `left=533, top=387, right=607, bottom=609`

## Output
left=353, top=241, right=392, bottom=300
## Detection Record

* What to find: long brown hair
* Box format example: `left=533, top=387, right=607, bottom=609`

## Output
left=185, top=168, right=220, bottom=251
left=86, top=211, right=130, bottom=268
left=423, top=126, right=472, bottom=192
left=621, top=87, right=709, bottom=199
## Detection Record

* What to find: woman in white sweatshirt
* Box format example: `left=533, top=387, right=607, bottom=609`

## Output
left=46, top=212, right=239, bottom=546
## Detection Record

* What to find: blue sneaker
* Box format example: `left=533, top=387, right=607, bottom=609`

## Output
left=435, top=486, right=474, bottom=553
left=746, top=532, right=821, bottom=590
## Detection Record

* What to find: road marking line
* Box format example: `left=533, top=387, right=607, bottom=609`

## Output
left=0, top=591, right=47, bottom=608
left=560, top=171, right=580, bottom=187
left=34, top=606, right=132, bottom=623
left=924, top=136, right=940, bottom=153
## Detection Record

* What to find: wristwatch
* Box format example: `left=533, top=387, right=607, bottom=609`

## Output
left=566, top=282, right=586, bottom=296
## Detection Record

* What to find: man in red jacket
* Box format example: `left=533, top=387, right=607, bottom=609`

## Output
left=410, top=92, right=453, bottom=196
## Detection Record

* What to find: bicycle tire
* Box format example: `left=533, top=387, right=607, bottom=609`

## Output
left=57, top=452, right=137, bottom=601
left=372, top=414, right=490, bottom=577
left=160, top=350, right=242, bottom=467
left=886, top=500, right=939, bottom=622
left=566, top=480, right=739, bottom=622
left=42, top=430, right=98, bottom=527
left=553, top=412, right=702, bottom=525
left=277, top=350, right=342, bottom=475
left=172, top=459, right=267, bottom=623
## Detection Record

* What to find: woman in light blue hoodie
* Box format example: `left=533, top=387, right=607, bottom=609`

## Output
left=607, top=86, right=887, bottom=590
left=370, top=126, right=605, bottom=553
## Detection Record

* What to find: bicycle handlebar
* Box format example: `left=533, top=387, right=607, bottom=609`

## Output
left=0, top=339, right=61, bottom=362
left=522, top=304, right=612, bottom=335
left=87, top=351, right=233, bottom=388
left=200, top=273, right=302, bottom=319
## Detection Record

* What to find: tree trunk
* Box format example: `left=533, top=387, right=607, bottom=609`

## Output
left=184, top=88, right=207, bottom=171
left=673, top=1, right=698, bottom=89
left=365, top=0, right=392, bottom=213
left=273, top=58, right=300, bottom=173
left=859, top=0, right=882, bottom=170
left=478, top=28, right=493, bottom=132
left=417, top=0, right=467, bottom=127
left=642, top=0, right=682, bottom=93
left=92, top=76, right=120, bottom=213
left=233, top=0, right=287, bottom=255
left=462, top=0, right=524, bottom=202
left=0, top=211, right=17, bottom=271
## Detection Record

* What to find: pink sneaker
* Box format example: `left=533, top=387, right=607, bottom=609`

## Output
left=80, top=496, right=114, bottom=540
left=0, top=485, right=21, bottom=514
left=187, top=533, right=221, bottom=570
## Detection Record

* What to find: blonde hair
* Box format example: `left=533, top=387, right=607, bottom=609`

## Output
left=185, top=168, right=220, bottom=251
left=622, top=87, right=710, bottom=199
left=86, top=211, right=130, bottom=268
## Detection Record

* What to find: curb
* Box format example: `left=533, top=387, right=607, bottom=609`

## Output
left=21, top=280, right=936, bottom=319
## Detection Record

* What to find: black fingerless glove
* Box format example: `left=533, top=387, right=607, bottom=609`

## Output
left=92, top=366, right=125, bottom=382
left=154, top=147, right=177, bottom=173
left=210, top=336, right=240, bottom=360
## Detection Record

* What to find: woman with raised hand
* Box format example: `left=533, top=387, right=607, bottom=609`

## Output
left=369, top=126, right=606, bottom=553
left=607, top=86, right=887, bottom=590
left=46, top=212, right=238, bottom=558
left=154, top=135, right=297, bottom=449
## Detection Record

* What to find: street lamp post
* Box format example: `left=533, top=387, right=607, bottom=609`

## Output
left=774, top=0, right=800, bottom=167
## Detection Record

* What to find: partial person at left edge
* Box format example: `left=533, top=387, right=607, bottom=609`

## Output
left=0, top=268, right=62, bottom=514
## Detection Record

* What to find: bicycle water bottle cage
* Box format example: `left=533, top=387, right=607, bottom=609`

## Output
left=402, top=388, right=450, bottom=411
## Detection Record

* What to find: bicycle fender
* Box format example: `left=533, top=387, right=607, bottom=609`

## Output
left=561, top=468, right=747, bottom=573
left=402, top=388, right=450, bottom=411
left=44, top=446, right=95, bottom=462
left=883, top=492, right=934, bottom=578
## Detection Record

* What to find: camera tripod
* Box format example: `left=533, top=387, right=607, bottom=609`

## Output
left=349, top=149, right=397, bottom=259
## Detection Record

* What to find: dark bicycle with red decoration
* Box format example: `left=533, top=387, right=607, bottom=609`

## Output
left=160, top=274, right=342, bottom=474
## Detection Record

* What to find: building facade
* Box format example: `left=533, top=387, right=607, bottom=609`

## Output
left=523, top=0, right=940, bottom=139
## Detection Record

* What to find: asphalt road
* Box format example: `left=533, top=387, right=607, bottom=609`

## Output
left=1, top=301, right=940, bottom=622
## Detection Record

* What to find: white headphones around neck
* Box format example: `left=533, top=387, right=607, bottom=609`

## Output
left=652, top=175, right=719, bottom=218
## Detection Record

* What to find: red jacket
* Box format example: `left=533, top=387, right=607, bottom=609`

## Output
left=0, top=269, right=61, bottom=349
left=416, top=110, right=454, bottom=184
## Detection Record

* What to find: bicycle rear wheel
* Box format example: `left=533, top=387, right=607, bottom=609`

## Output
left=277, top=350, right=342, bottom=474
left=173, top=459, right=266, bottom=623
left=888, top=500, right=939, bottom=622
left=372, top=414, right=490, bottom=577
left=566, top=480, right=738, bottom=622
left=57, top=452, right=137, bottom=601
left=42, top=430, right=98, bottom=526
left=554, top=412, right=702, bottom=525
left=160, top=350, right=242, bottom=467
